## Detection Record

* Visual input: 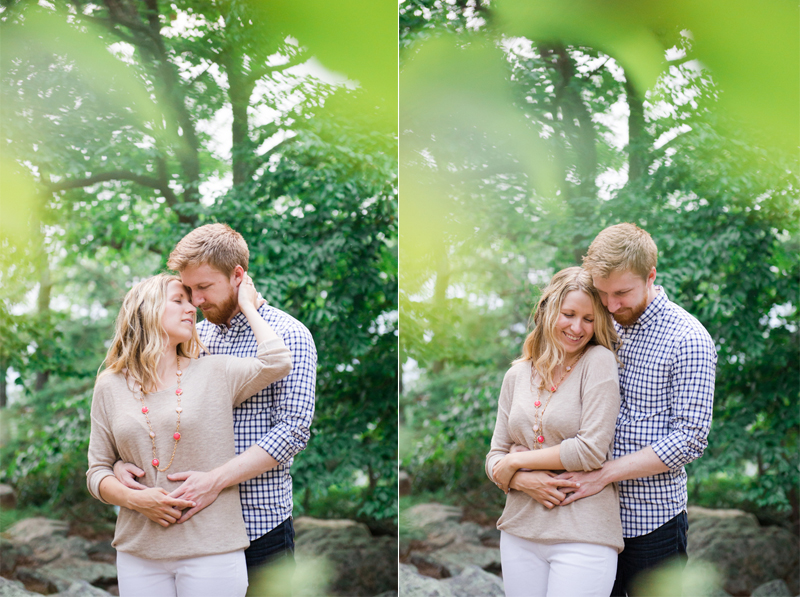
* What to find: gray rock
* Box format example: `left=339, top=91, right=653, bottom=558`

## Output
left=478, top=527, right=500, bottom=548
left=0, top=576, right=38, bottom=597
left=3, top=517, right=69, bottom=543
left=442, top=566, right=504, bottom=597
left=412, top=546, right=502, bottom=577
left=751, top=579, right=793, bottom=597
left=37, top=559, right=118, bottom=592
left=295, top=517, right=397, bottom=596
left=403, top=504, right=462, bottom=532
left=687, top=506, right=760, bottom=525
left=402, top=503, right=502, bottom=578
left=0, top=537, right=32, bottom=576
left=688, top=511, right=799, bottom=595
left=53, top=581, right=114, bottom=597
left=13, top=567, right=60, bottom=595
left=399, top=564, right=457, bottom=597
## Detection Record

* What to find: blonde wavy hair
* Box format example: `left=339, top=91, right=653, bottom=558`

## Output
left=100, top=274, right=202, bottom=394
left=515, top=267, right=619, bottom=390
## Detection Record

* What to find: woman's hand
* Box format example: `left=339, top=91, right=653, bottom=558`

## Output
left=127, top=487, right=196, bottom=528
left=510, top=471, right=580, bottom=509
left=237, top=273, right=259, bottom=312
left=492, top=453, right=520, bottom=493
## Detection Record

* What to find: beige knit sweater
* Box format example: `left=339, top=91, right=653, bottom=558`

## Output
left=87, top=338, right=291, bottom=560
left=485, top=344, right=624, bottom=552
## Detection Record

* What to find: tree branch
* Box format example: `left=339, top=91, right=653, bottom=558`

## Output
left=48, top=170, right=177, bottom=204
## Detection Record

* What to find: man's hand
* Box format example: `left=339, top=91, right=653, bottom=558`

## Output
left=113, top=461, right=147, bottom=490
left=126, top=487, right=196, bottom=528
left=167, top=470, right=223, bottom=523
left=509, top=471, right=580, bottom=509
left=556, top=467, right=607, bottom=506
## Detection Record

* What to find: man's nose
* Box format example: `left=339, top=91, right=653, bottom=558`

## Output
left=608, top=299, right=621, bottom=313
left=191, top=295, right=204, bottom=307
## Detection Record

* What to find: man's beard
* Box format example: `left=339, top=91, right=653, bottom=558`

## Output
left=612, top=294, right=649, bottom=326
left=200, top=291, right=238, bottom=325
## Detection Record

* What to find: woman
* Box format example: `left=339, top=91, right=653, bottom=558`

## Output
left=87, top=273, right=291, bottom=596
left=486, top=267, right=622, bottom=597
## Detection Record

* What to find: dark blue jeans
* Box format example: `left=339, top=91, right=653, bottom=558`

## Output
left=611, top=511, right=688, bottom=597
left=245, top=517, right=295, bottom=582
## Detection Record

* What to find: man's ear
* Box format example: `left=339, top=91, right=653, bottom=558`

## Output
left=230, top=265, right=246, bottom=286
left=647, top=267, right=657, bottom=287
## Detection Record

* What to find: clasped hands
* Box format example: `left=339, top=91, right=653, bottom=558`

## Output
left=114, top=461, right=222, bottom=528
left=492, top=445, right=583, bottom=510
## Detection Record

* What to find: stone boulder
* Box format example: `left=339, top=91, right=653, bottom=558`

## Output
left=294, top=517, right=397, bottom=596
left=687, top=506, right=799, bottom=596
left=1, top=518, right=115, bottom=596
left=750, top=579, right=792, bottom=597
left=0, top=576, right=38, bottom=597
left=403, top=504, right=501, bottom=577
left=399, top=563, right=505, bottom=597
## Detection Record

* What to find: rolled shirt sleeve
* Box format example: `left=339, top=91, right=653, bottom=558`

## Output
left=256, top=323, right=317, bottom=464
left=651, top=331, right=717, bottom=470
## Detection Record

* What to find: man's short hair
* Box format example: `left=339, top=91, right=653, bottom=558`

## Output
left=583, top=223, right=658, bottom=280
left=167, top=223, right=249, bottom=277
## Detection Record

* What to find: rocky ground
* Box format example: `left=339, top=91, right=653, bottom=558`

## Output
left=0, top=516, right=397, bottom=597
left=399, top=503, right=799, bottom=597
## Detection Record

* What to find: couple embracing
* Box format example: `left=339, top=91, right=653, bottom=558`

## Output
left=87, top=224, right=316, bottom=596
left=487, top=223, right=717, bottom=597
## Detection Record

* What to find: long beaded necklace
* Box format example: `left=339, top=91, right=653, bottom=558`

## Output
left=138, top=356, right=183, bottom=471
left=530, top=349, right=587, bottom=448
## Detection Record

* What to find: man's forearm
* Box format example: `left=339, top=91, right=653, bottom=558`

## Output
left=211, top=444, right=280, bottom=490
left=601, top=446, right=670, bottom=485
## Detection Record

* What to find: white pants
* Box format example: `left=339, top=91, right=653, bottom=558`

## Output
left=117, top=550, right=248, bottom=597
left=500, top=531, right=617, bottom=597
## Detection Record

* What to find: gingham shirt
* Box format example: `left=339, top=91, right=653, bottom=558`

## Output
left=197, top=303, right=316, bottom=541
left=613, top=287, right=716, bottom=538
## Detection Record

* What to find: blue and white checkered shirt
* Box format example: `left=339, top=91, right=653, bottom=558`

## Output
left=613, top=287, right=716, bottom=538
left=197, top=303, right=316, bottom=541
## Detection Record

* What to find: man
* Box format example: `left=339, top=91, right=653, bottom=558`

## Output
left=115, top=223, right=316, bottom=584
left=510, top=223, right=717, bottom=596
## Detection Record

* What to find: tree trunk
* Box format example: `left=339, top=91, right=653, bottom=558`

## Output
left=35, top=259, right=52, bottom=392
left=625, top=77, right=648, bottom=186
left=0, top=359, right=7, bottom=408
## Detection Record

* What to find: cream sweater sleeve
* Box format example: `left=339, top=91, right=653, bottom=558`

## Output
left=86, top=376, right=118, bottom=504
left=559, top=347, right=620, bottom=472
left=226, top=337, right=293, bottom=407
left=485, top=366, right=519, bottom=482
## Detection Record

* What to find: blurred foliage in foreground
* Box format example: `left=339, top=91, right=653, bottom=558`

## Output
left=399, top=0, right=799, bottom=529
left=0, top=0, right=397, bottom=532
